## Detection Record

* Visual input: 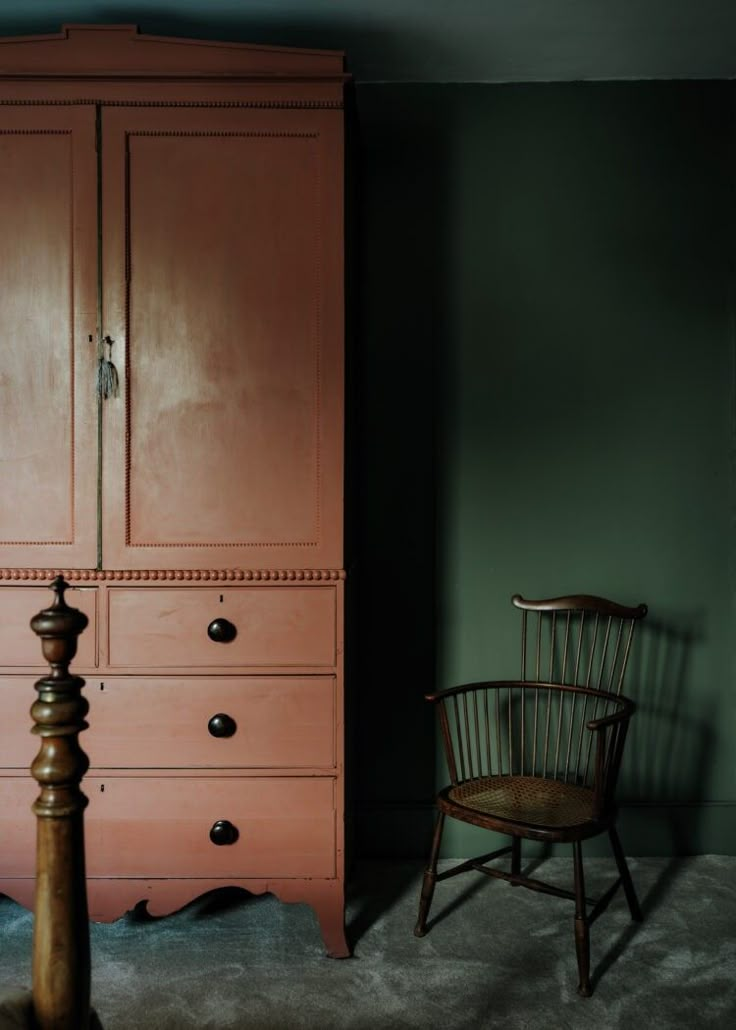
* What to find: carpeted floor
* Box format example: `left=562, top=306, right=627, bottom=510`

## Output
left=1, top=857, right=734, bottom=1029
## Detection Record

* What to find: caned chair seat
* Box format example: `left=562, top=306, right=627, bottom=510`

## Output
left=443, top=775, right=598, bottom=832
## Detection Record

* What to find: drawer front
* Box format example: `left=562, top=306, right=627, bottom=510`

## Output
left=0, top=775, right=335, bottom=879
left=0, top=676, right=40, bottom=768
left=1, top=675, right=335, bottom=769
left=84, top=776, right=335, bottom=878
left=0, top=777, right=35, bottom=875
left=0, top=586, right=97, bottom=668
left=85, top=676, right=335, bottom=769
left=107, top=587, right=336, bottom=668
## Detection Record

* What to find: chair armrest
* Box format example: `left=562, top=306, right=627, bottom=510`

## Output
left=586, top=699, right=635, bottom=733
left=586, top=702, right=634, bottom=818
left=425, top=679, right=554, bottom=703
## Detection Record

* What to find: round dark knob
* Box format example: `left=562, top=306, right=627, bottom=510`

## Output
left=207, top=618, right=237, bottom=643
left=209, top=820, right=239, bottom=846
left=208, top=713, right=237, bottom=738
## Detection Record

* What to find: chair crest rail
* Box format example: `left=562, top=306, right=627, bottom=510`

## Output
left=511, top=594, right=647, bottom=694
left=511, top=594, right=647, bottom=619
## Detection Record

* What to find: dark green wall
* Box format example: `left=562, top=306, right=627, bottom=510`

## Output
left=352, top=82, right=736, bottom=856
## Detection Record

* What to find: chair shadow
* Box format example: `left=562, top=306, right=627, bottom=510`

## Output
left=346, top=860, right=425, bottom=950
left=592, top=610, right=715, bottom=990
left=623, top=615, right=713, bottom=825
left=418, top=845, right=689, bottom=990
left=592, top=855, right=686, bottom=989
left=416, top=840, right=557, bottom=935
left=423, top=867, right=497, bottom=934
left=347, top=840, right=542, bottom=943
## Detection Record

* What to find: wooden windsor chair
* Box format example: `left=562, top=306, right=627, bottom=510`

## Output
left=414, top=593, right=648, bottom=997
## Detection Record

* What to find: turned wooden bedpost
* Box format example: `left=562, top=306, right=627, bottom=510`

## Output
left=29, top=575, right=91, bottom=1029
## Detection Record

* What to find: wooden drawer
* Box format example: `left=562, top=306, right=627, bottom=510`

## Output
left=0, top=676, right=40, bottom=768
left=1, top=675, right=336, bottom=770
left=87, top=776, right=335, bottom=878
left=106, top=587, right=336, bottom=668
left=0, top=586, right=97, bottom=668
left=89, top=676, right=335, bottom=769
left=0, top=776, right=35, bottom=875
left=0, top=775, right=335, bottom=879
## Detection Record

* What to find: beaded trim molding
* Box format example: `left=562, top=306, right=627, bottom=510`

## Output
left=0, top=568, right=345, bottom=582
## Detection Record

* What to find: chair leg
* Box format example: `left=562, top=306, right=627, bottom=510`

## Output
left=510, top=837, right=521, bottom=884
left=414, top=812, right=445, bottom=937
left=573, top=841, right=592, bottom=997
left=609, top=824, right=642, bottom=922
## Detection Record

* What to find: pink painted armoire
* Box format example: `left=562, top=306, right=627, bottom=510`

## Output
left=0, top=24, right=347, bottom=956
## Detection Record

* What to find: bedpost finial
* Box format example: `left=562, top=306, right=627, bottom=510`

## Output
left=50, top=574, right=69, bottom=608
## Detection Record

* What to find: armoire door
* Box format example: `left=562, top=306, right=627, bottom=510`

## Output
left=100, top=105, right=344, bottom=571
left=0, top=105, right=98, bottom=570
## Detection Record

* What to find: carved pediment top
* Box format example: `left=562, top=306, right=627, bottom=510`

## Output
left=0, top=24, right=346, bottom=81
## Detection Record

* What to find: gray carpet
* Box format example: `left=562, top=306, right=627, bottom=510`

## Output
left=1, top=857, right=734, bottom=1028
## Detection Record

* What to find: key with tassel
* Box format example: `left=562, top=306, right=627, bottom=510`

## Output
left=96, top=335, right=119, bottom=400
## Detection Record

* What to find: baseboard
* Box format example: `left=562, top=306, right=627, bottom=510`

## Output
left=351, top=801, right=736, bottom=858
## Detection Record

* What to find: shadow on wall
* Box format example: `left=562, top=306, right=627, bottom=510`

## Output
left=0, top=5, right=456, bottom=81
left=347, top=85, right=453, bottom=863
left=621, top=614, right=715, bottom=854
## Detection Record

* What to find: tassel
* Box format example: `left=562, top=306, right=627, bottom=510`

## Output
left=96, top=337, right=119, bottom=400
